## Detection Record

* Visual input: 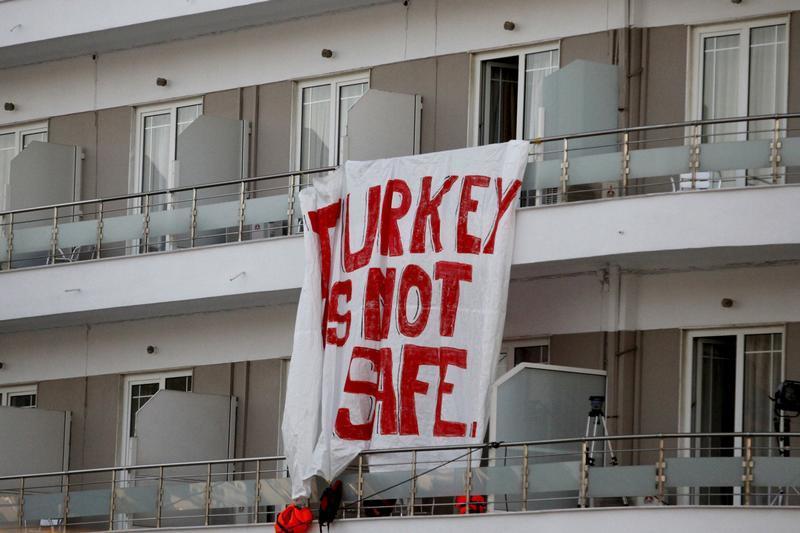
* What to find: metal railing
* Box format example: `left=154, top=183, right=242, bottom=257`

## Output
left=1, top=432, right=799, bottom=530
left=1, top=112, right=798, bottom=270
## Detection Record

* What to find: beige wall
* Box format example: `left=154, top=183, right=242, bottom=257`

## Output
left=641, top=25, right=686, bottom=146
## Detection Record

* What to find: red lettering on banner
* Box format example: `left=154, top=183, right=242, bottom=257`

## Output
left=306, top=201, right=341, bottom=343
left=344, top=186, right=381, bottom=272
left=397, top=265, right=432, bottom=337
left=411, top=175, right=459, bottom=254
left=380, top=179, right=412, bottom=256
left=433, top=347, right=467, bottom=437
left=363, top=268, right=396, bottom=341
left=335, top=347, right=397, bottom=440
left=325, top=280, right=352, bottom=347
left=434, top=261, right=472, bottom=337
left=482, top=178, right=522, bottom=254
left=456, top=175, right=490, bottom=254
left=399, top=344, right=439, bottom=435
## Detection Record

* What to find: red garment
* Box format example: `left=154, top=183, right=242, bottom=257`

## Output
left=275, top=504, right=313, bottom=533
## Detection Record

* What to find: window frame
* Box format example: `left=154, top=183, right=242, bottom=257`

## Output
left=498, top=337, right=550, bottom=375
left=119, top=369, right=193, bottom=467
left=687, top=16, right=790, bottom=125
left=292, top=71, right=370, bottom=171
left=469, top=43, right=561, bottom=147
left=0, top=384, right=38, bottom=408
left=130, top=98, right=203, bottom=196
left=0, top=121, right=48, bottom=211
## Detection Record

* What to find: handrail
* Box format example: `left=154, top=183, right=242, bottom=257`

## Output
left=2, top=431, right=796, bottom=482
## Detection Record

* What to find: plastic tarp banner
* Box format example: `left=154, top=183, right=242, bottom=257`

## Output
left=282, top=141, right=530, bottom=498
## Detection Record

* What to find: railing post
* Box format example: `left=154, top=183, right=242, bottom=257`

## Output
left=770, top=118, right=782, bottom=185
left=657, top=438, right=665, bottom=503
left=50, top=206, right=59, bottom=263
left=253, top=460, right=261, bottom=523
left=237, top=181, right=246, bottom=242
left=690, top=124, right=701, bottom=189
left=17, top=476, right=24, bottom=529
left=560, top=138, right=569, bottom=201
left=743, top=436, right=753, bottom=506
left=356, top=455, right=364, bottom=519
left=190, top=188, right=198, bottom=248
left=95, top=201, right=104, bottom=259
left=6, top=211, right=14, bottom=270
left=108, top=469, right=116, bottom=531
left=204, top=462, right=212, bottom=526
left=287, top=176, right=297, bottom=236
left=621, top=132, right=630, bottom=196
left=464, top=447, right=473, bottom=515
left=156, top=466, right=164, bottom=527
left=408, top=450, right=417, bottom=516
left=521, top=445, right=529, bottom=511
left=142, top=194, right=151, bottom=252
left=579, top=440, right=588, bottom=508
left=62, top=473, right=70, bottom=527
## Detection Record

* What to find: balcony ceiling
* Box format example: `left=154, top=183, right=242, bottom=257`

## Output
left=0, top=0, right=393, bottom=69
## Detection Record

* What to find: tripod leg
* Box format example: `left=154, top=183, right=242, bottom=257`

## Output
left=601, top=416, right=619, bottom=466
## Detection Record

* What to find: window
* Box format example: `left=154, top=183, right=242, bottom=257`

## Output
left=498, top=338, right=550, bottom=376
left=295, top=72, right=369, bottom=170
left=0, top=122, right=48, bottom=210
left=0, top=384, right=37, bottom=408
left=120, top=370, right=192, bottom=468
left=472, top=45, right=559, bottom=146
left=691, top=19, right=788, bottom=143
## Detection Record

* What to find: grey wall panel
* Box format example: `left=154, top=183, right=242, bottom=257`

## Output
left=194, top=363, right=233, bottom=396
left=372, top=58, right=436, bottom=154
left=549, top=331, right=604, bottom=370
left=643, top=25, right=687, bottom=146
left=434, top=53, right=470, bottom=152
left=49, top=112, right=97, bottom=200
left=9, top=142, right=79, bottom=213
left=256, top=81, right=292, bottom=176
left=244, top=358, right=284, bottom=457
left=83, top=374, right=121, bottom=469
left=38, top=377, right=86, bottom=470
left=176, top=115, right=246, bottom=186
left=242, top=86, right=259, bottom=179
left=96, top=106, right=133, bottom=198
left=786, top=322, right=800, bottom=380
left=345, top=89, right=420, bottom=161
left=135, top=390, right=234, bottom=465
left=204, top=89, right=241, bottom=119
left=232, top=361, right=249, bottom=458
left=638, top=328, right=681, bottom=434
left=561, top=30, right=613, bottom=66
left=0, top=407, right=70, bottom=476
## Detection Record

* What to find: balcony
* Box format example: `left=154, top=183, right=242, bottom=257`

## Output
left=0, top=432, right=798, bottom=532
left=0, top=113, right=798, bottom=327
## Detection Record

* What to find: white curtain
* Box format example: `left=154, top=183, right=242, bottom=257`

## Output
left=702, top=34, right=740, bottom=142
left=0, top=133, right=14, bottom=210
left=748, top=24, right=787, bottom=139
left=523, top=49, right=559, bottom=140
left=301, top=85, right=331, bottom=170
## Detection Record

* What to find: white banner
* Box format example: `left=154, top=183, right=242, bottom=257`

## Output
left=282, top=141, right=529, bottom=498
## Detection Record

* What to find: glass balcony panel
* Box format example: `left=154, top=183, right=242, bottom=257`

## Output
left=782, top=137, right=800, bottom=166
left=67, top=488, right=111, bottom=518
left=0, top=494, right=19, bottom=524
left=525, top=159, right=562, bottom=190
left=148, top=206, right=192, bottom=240
left=244, top=196, right=289, bottom=228
left=629, top=146, right=691, bottom=180
left=664, top=457, right=742, bottom=488
left=471, top=465, right=523, bottom=495
left=357, top=470, right=414, bottom=500
left=103, top=212, right=145, bottom=243
left=57, top=218, right=99, bottom=249
left=753, top=457, right=800, bottom=487
left=415, top=467, right=464, bottom=498
left=587, top=465, right=656, bottom=497
left=22, top=491, right=64, bottom=521
left=195, top=200, right=240, bottom=232
left=528, top=461, right=580, bottom=493
left=568, top=152, right=622, bottom=185
left=114, top=485, right=157, bottom=515
left=162, top=481, right=206, bottom=513
left=210, top=480, right=254, bottom=509
left=257, top=478, right=292, bottom=507
left=698, top=139, right=770, bottom=172
left=9, top=223, right=50, bottom=255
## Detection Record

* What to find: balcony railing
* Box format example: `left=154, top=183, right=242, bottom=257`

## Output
left=1, top=432, right=799, bottom=530
left=1, top=112, right=798, bottom=270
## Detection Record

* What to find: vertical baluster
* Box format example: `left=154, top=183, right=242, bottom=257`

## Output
left=50, top=206, right=59, bottom=263
left=62, top=473, right=70, bottom=527
left=356, top=455, right=363, bottom=519
left=142, top=194, right=151, bottom=252
left=521, top=445, right=529, bottom=512
left=253, top=460, right=262, bottom=523
left=621, top=132, right=630, bottom=196
left=579, top=441, right=588, bottom=508
left=408, top=450, right=417, bottom=516
left=237, top=182, right=246, bottom=242
left=690, top=124, right=701, bottom=189
left=6, top=211, right=14, bottom=270
left=743, top=436, right=753, bottom=506
left=190, top=188, right=198, bottom=248
left=560, top=138, right=569, bottom=201
left=464, top=447, right=473, bottom=515
left=108, top=469, right=116, bottom=531
left=287, top=175, right=296, bottom=236
left=17, top=477, right=24, bottom=529
left=657, top=438, right=665, bottom=503
left=204, top=463, right=212, bottom=526
left=95, top=201, right=104, bottom=259
left=156, top=466, right=164, bottom=527
left=771, top=118, right=782, bottom=185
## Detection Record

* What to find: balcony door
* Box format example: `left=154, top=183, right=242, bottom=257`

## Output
left=683, top=328, right=783, bottom=504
